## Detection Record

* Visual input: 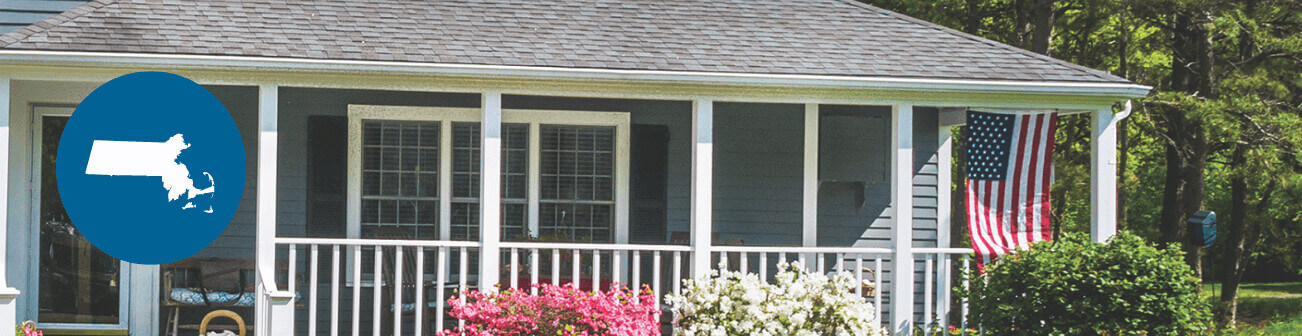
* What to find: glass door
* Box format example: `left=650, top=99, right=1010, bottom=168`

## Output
left=31, top=106, right=131, bottom=331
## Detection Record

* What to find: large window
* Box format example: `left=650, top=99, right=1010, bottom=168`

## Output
left=348, top=106, right=629, bottom=243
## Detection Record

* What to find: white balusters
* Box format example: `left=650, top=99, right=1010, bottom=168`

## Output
left=372, top=247, right=381, bottom=336
left=530, top=249, right=539, bottom=295
left=308, top=244, right=319, bottom=336
left=350, top=246, right=361, bottom=336
left=330, top=245, right=341, bottom=336
left=393, top=247, right=403, bottom=336
left=436, top=247, right=448, bottom=332
left=414, top=247, right=426, bottom=336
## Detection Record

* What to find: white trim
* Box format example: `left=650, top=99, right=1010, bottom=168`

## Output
left=0, top=77, right=13, bottom=335
left=890, top=104, right=915, bottom=335
left=0, top=50, right=1152, bottom=98
left=345, top=105, right=481, bottom=242
left=689, top=99, right=714, bottom=278
left=439, top=119, right=454, bottom=241
left=802, top=104, right=818, bottom=248
left=254, top=84, right=280, bottom=336
left=27, top=106, right=132, bottom=332
left=527, top=123, right=540, bottom=238
left=0, top=78, right=9, bottom=289
left=937, top=127, right=953, bottom=248
left=480, top=92, right=503, bottom=290
left=935, top=123, right=954, bottom=333
left=345, top=105, right=632, bottom=245
left=1091, top=106, right=1119, bottom=243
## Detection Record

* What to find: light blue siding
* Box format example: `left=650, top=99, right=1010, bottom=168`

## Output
left=0, top=0, right=85, bottom=33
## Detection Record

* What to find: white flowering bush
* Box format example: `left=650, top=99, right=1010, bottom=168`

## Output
left=666, top=262, right=881, bottom=336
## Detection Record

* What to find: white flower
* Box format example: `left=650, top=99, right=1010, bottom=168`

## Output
left=667, top=261, right=880, bottom=335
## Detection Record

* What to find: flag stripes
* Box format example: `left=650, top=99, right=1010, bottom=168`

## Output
left=965, top=111, right=1058, bottom=269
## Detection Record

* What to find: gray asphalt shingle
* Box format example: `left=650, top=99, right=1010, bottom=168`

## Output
left=0, top=0, right=1130, bottom=83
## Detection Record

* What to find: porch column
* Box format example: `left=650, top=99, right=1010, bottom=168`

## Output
left=891, top=104, right=915, bottom=335
left=935, top=108, right=963, bottom=331
left=1090, top=105, right=1119, bottom=243
left=802, top=104, right=818, bottom=249
left=255, top=85, right=293, bottom=335
left=689, top=99, right=713, bottom=278
left=0, top=78, right=19, bottom=333
left=479, top=92, right=503, bottom=290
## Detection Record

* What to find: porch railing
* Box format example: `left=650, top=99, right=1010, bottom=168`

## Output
left=270, top=238, right=973, bottom=335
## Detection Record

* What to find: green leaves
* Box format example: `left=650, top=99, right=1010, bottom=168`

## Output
left=964, top=232, right=1212, bottom=335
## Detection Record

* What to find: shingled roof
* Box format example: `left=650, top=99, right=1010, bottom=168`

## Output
left=0, top=0, right=1130, bottom=84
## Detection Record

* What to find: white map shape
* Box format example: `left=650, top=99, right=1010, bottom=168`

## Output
left=85, top=134, right=215, bottom=212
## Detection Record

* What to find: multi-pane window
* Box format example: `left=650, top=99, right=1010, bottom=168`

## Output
left=450, top=122, right=480, bottom=240
left=501, top=125, right=530, bottom=240
left=449, top=123, right=531, bottom=241
left=359, top=121, right=439, bottom=239
left=540, top=126, right=616, bottom=242
left=350, top=107, right=625, bottom=244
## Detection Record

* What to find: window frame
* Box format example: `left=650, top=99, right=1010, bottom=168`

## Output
left=345, top=105, right=630, bottom=244
left=28, top=106, right=133, bottom=332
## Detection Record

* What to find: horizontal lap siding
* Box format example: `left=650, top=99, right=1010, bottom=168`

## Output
left=186, top=86, right=258, bottom=259
left=815, top=105, right=943, bottom=325
left=0, top=0, right=85, bottom=33
left=712, top=103, right=805, bottom=246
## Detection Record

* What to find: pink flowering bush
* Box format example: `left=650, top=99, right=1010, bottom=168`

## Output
left=438, top=283, right=660, bottom=336
left=15, top=321, right=42, bottom=336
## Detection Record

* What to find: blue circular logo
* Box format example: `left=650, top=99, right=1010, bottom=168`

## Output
left=56, top=72, right=247, bottom=265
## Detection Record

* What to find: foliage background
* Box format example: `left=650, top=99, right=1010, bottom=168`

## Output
left=862, top=0, right=1302, bottom=282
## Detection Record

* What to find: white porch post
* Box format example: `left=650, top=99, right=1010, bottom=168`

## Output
left=891, top=104, right=915, bottom=335
left=689, top=99, right=713, bottom=278
left=479, top=92, right=503, bottom=290
left=935, top=117, right=955, bottom=331
left=255, top=85, right=293, bottom=336
left=0, top=78, right=18, bottom=332
left=802, top=104, right=818, bottom=249
left=1091, top=106, right=1119, bottom=243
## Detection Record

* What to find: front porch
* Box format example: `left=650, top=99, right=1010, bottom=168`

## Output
left=0, top=64, right=1129, bottom=336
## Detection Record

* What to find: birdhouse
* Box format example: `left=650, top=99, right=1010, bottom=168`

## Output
left=1187, top=210, right=1217, bottom=248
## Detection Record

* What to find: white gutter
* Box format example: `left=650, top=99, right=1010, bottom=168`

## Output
left=1115, top=100, right=1134, bottom=120
left=0, top=50, right=1152, bottom=98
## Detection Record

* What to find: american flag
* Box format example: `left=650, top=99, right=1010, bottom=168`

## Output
left=965, top=111, right=1058, bottom=269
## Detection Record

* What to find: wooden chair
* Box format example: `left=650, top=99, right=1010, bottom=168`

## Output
left=162, top=258, right=256, bottom=336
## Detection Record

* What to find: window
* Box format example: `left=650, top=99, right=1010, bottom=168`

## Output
left=539, top=125, right=616, bottom=241
left=359, top=121, right=440, bottom=239
left=347, top=106, right=629, bottom=243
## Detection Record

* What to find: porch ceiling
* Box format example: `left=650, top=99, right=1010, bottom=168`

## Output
left=0, top=0, right=1137, bottom=87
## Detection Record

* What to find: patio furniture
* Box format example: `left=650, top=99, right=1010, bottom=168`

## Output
left=198, top=309, right=246, bottom=336
left=162, top=258, right=255, bottom=336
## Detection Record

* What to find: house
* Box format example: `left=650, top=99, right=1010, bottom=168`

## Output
left=0, top=0, right=1149, bottom=335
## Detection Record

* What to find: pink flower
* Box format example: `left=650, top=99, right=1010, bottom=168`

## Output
left=439, top=283, right=660, bottom=336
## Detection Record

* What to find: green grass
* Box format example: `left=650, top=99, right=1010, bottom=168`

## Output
left=1202, top=282, right=1302, bottom=335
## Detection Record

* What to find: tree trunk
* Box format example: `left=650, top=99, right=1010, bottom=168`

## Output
left=1159, top=8, right=1215, bottom=279
left=1029, top=0, right=1056, bottom=56
left=1217, top=143, right=1248, bottom=326
left=963, top=0, right=982, bottom=34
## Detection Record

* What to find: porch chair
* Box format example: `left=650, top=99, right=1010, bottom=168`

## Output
left=162, top=258, right=256, bottom=336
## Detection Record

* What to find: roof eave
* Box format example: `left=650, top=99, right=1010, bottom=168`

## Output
left=0, top=50, right=1152, bottom=99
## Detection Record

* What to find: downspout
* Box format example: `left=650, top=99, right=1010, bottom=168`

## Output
left=1115, top=100, right=1133, bottom=120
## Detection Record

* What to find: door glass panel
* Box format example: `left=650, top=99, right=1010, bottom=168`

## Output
left=38, top=115, right=122, bottom=324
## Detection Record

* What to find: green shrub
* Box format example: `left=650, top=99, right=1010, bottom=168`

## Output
left=963, top=232, right=1210, bottom=335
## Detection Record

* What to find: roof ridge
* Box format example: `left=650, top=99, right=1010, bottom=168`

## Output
left=0, top=0, right=116, bottom=47
left=831, top=0, right=1123, bottom=83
